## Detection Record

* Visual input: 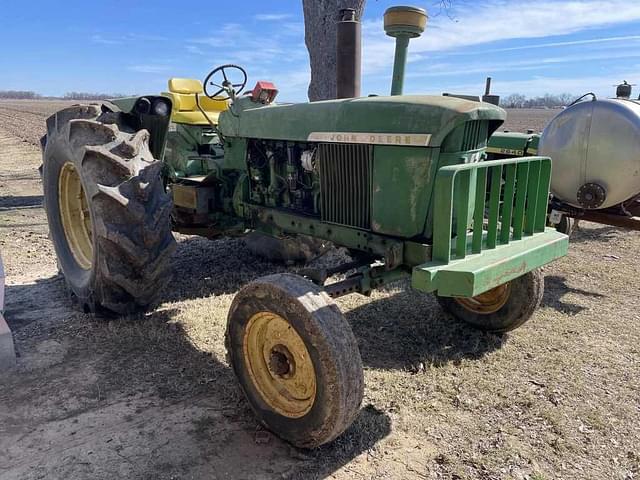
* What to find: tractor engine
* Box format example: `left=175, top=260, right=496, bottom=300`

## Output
left=246, top=139, right=319, bottom=216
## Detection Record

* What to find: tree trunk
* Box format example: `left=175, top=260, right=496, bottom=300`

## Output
left=302, top=0, right=366, bottom=102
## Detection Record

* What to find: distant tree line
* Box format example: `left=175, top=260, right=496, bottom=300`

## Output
left=0, top=90, right=128, bottom=100
left=0, top=90, right=41, bottom=99
left=500, top=93, right=576, bottom=108
left=62, top=92, right=128, bottom=100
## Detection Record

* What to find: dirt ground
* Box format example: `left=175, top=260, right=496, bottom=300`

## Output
left=0, top=100, right=638, bottom=480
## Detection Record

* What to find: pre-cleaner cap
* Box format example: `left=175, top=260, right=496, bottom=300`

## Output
left=384, top=6, right=428, bottom=38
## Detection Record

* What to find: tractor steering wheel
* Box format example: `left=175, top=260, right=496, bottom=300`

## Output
left=203, top=64, right=248, bottom=100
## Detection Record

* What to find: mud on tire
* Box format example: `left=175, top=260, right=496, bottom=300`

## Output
left=226, top=273, right=364, bottom=448
left=42, top=104, right=176, bottom=315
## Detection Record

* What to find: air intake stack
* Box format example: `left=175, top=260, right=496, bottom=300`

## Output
left=384, top=6, right=427, bottom=96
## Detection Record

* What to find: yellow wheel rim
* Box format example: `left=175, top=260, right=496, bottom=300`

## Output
left=58, top=162, right=93, bottom=270
left=455, top=283, right=511, bottom=314
left=243, top=312, right=316, bottom=418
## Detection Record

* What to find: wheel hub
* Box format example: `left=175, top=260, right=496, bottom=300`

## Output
left=58, top=162, right=93, bottom=270
left=455, top=282, right=511, bottom=314
left=268, top=345, right=295, bottom=378
left=243, top=312, right=316, bottom=418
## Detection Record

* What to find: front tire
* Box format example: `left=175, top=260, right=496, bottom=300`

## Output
left=226, top=273, right=364, bottom=448
left=436, top=269, right=544, bottom=333
left=42, top=104, right=176, bottom=315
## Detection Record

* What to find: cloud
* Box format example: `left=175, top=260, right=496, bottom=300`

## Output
left=127, top=65, right=171, bottom=74
left=186, top=45, right=206, bottom=55
left=90, top=34, right=121, bottom=45
left=406, top=50, right=640, bottom=79
left=188, top=22, right=307, bottom=66
left=361, top=0, right=640, bottom=73
left=461, top=35, right=640, bottom=55
left=254, top=13, right=293, bottom=21
left=90, top=32, right=167, bottom=46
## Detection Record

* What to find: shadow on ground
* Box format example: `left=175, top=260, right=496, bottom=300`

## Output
left=542, top=274, right=606, bottom=315
left=569, top=224, right=621, bottom=244
left=2, top=237, right=393, bottom=479
left=166, top=236, right=504, bottom=371
left=0, top=194, right=43, bottom=209
left=2, top=233, right=532, bottom=478
left=346, top=289, right=504, bottom=370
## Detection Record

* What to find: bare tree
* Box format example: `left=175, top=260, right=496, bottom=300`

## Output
left=500, top=93, right=577, bottom=108
left=501, top=93, right=526, bottom=108
left=302, top=0, right=366, bottom=101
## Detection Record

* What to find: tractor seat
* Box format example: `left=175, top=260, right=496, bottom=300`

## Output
left=162, top=78, right=229, bottom=125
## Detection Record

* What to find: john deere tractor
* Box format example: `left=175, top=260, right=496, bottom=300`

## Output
left=41, top=7, right=568, bottom=448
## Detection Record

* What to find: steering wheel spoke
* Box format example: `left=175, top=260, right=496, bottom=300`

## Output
left=203, top=64, right=248, bottom=100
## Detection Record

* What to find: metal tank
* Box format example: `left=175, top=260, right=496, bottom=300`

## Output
left=539, top=97, right=640, bottom=210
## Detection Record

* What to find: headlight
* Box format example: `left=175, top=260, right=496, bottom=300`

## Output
left=135, top=97, right=151, bottom=114
left=152, top=99, right=170, bottom=116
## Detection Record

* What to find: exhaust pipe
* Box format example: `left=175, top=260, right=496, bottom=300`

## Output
left=336, top=8, right=362, bottom=99
left=384, top=6, right=427, bottom=96
left=482, top=77, right=500, bottom=106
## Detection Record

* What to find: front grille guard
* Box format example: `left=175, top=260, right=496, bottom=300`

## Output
left=432, top=156, right=552, bottom=264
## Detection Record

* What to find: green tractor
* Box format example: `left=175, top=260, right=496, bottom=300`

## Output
left=41, top=7, right=568, bottom=448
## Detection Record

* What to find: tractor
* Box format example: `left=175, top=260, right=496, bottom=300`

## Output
left=40, top=7, right=568, bottom=448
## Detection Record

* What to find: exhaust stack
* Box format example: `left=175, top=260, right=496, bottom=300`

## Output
left=384, top=6, right=427, bottom=96
left=336, top=8, right=362, bottom=99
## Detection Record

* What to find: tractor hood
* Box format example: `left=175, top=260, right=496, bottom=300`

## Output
left=218, top=95, right=505, bottom=147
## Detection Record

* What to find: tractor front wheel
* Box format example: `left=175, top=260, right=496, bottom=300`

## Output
left=42, top=104, right=176, bottom=315
left=226, top=273, right=363, bottom=448
left=436, top=269, right=544, bottom=333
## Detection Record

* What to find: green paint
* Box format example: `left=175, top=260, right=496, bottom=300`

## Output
left=390, top=36, right=410, bottom=95
left=487, top=131, right=541, bottom=158
left=219, top=95, right=505, bottom=146
left=472, top=168, right=487, bottom=254
left=412, top=229, right=568, bottom=297
left=371, top=145, right=432, bottom=237
left=107, top=88, right=566, bottom=302
left=425, top=156, right=558, bottom=295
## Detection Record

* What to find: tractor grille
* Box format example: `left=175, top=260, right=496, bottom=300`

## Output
left=318, top=143, right=372, bottom=229
left=461, top=120, right=484, bottom=151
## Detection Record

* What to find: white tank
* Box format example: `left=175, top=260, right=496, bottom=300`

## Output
left=539, top=98, right=640, bottom=209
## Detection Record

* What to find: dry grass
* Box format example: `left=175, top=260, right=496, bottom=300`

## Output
left=0, top=101, right=638, bottom=480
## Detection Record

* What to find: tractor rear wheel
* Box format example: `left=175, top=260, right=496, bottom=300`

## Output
left=436, top=269, right=544, bottom=333
left=42, top=104, right=176, bottom=315
left=226, top=273, right=363, bottom=448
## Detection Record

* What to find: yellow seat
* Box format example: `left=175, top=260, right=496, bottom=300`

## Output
left=163, top=78, right=229, bottom=125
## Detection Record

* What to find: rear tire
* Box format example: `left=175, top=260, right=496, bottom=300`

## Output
left=42, top=104, right=176, bottom=315
left=226, top=273, right=363, bottom=448
left=436, top=269, right=544, bottom=333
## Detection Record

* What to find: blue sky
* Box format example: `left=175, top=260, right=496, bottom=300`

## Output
left=1, top=0, right=639, bottom=101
